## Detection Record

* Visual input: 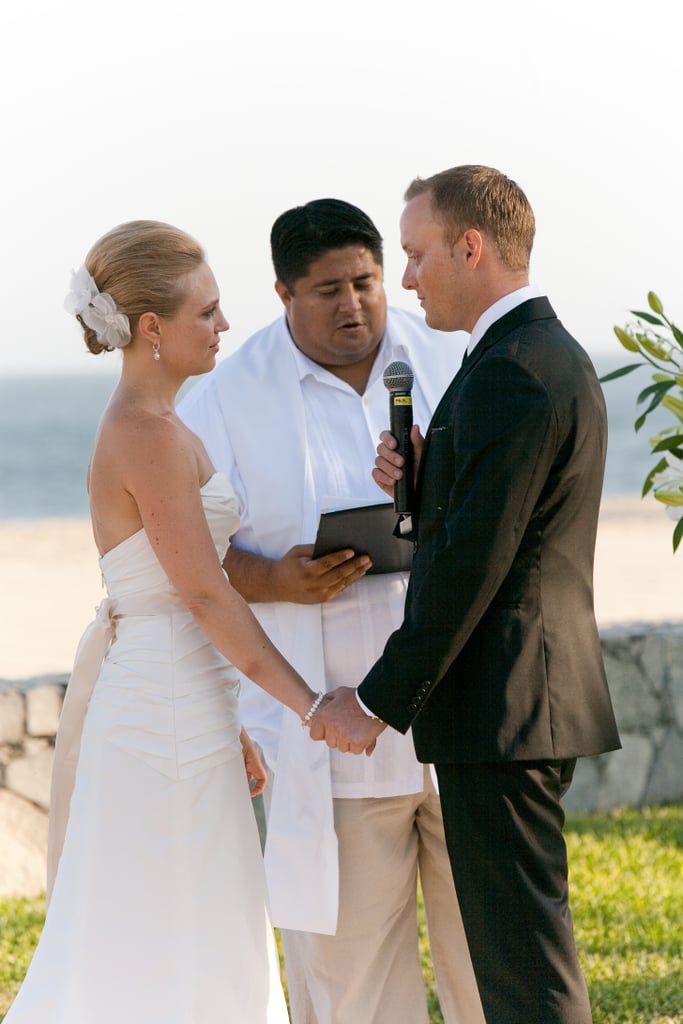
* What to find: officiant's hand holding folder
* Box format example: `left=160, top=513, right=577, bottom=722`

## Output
left=313, top=503, right=413, bottom=575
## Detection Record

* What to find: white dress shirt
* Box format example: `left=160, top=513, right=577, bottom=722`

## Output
left=467, top=284, right=542, bottom=355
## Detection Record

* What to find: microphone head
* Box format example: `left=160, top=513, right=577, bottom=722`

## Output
left=383, top=360, right=414, bottom=393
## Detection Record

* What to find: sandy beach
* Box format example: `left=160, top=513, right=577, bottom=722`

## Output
left=0, top=495, right=681, bottom=681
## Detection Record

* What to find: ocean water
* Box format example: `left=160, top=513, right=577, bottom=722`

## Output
left=0, top=357, right=669, bottom=521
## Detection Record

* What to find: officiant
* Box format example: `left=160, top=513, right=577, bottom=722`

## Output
left=179, top=198, right=482, bottom=1024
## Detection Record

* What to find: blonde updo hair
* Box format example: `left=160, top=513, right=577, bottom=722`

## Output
left=80, top=220, right=206, bottom=355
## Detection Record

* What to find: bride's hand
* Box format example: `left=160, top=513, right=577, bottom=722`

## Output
left=240, top=727, right=267, bottom=797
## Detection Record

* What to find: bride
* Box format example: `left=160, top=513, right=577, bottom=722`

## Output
left=5, top=220, right=324, bottom=1022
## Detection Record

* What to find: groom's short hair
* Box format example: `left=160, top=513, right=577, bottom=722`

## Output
left=405, top=164, right=535, bottom=272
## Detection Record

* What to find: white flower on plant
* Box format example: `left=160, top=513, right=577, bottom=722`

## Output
left=650, top=453, right=683, bottom=520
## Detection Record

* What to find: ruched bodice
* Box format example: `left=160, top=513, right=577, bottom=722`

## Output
left=100, top=471, right=239, bottom=613
left=89, top=472, right=244, bottom=780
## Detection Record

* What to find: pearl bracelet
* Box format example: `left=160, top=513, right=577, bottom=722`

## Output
left=301, top=691, right=324, bottom=727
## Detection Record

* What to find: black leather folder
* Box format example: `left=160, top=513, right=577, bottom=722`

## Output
left=313, top=503, right=412, bottom=575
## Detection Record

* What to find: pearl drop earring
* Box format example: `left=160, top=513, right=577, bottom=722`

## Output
left=152, top=342, right=160, bottom=362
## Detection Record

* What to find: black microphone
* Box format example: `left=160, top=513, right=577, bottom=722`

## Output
left=382, top=360, right=414, bottom=514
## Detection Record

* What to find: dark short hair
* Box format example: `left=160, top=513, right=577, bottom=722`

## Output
left=270, top=198, right=383, bottom=291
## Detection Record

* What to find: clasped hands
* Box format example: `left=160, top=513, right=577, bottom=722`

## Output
left=296, top=427, right=425, bottom=755
left=308, top=687, right=386, bottom=756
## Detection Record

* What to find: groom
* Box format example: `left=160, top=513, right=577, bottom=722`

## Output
left=311, top=164, right=621, bottom=1023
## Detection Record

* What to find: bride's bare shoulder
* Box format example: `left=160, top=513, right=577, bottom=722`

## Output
left=92, top=399, right=196, bottom=490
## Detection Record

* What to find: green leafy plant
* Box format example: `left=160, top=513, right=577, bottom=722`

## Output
left=601, top=292, right=683, bottom=552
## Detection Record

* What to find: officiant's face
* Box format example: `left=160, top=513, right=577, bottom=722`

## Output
left=275, top=245, right=387, bottom=370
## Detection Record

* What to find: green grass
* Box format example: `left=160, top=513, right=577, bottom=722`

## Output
left=2, top=805, right=682, bottom=1023
left=565, top=804, right=683, bottom=1024
left=0, top=894, right=45, bottom=1020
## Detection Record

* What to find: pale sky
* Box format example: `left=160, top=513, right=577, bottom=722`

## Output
left=1, top=0, right=680, bottom=377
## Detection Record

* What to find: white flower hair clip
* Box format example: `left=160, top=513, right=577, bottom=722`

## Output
left=65, top=265, right=132, bottom=349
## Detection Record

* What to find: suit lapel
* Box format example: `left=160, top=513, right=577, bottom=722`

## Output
left=459, top=296, right=557, bottom=379
left=413, top=297, right=557, bottom=519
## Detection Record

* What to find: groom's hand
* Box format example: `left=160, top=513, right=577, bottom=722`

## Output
left=373, top=425, right=425, bottom=497
left=309, top=686, right=386, bottom=756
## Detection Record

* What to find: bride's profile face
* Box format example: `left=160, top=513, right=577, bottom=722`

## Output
left=160, top=263, right=229, bottom=373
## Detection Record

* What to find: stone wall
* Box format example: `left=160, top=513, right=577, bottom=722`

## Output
left=564, top=623, right=683, bottom=813
left=0, top=675, right=68, bottom=898
left=1, top=623, right=682, bottom=897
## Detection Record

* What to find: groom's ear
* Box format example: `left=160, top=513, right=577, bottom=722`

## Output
left=461, top=229, right=483, bottom=269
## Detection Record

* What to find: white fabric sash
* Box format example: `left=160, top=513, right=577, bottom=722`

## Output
left=187, top=321, right=341, bottom=931
left=46, top=599, right=115, bottom=905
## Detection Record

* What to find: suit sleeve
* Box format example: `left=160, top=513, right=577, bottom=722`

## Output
left=358, top=354, right=560, bottom=732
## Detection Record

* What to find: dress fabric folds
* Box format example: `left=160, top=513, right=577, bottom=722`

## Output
left=5, top=473, right=289, bottom=1023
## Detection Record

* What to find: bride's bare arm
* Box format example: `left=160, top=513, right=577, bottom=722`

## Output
left=115, top=416, right=318, bottom=721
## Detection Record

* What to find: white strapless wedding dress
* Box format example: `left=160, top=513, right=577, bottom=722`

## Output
left=5, top=473, right=289, bottom=1023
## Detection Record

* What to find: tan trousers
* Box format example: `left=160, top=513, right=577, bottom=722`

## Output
left=274, top=766, right=484, bottom=1024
